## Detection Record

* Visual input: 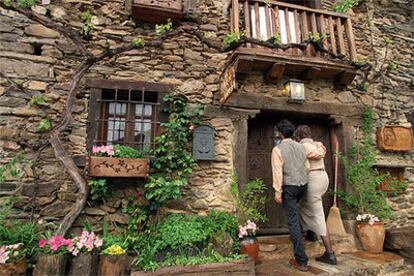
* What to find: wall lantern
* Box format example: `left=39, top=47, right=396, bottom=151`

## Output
left=285, top=79, right=305, bottom=103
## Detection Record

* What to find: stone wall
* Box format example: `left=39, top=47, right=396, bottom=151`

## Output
left=0, top=0, right=413, bottom=232
left=0, top=0, right=236, bottom=233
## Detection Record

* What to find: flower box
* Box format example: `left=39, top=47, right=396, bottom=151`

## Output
left=88, top=156, right=149, bottom=178
left=33, top=254, right=67, bottom=276
left=98, top=254, right=129, bottom=276
left=68, top=252, right=99, bottom=276
left=132, top=0, right=185, bottom=23
left=0, top=258, right=26, bottom=276
left=376, top=126, right=413, bottom=152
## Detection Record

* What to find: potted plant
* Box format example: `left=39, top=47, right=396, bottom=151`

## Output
left=337, top=108, right=407, bottom=253
left=0, top=243, right=26, bottom=276
left=67, top=231, right=103, bottom=276
left=238, top=220, right=259, bottom=262
left=88, top=144, right=149, bottom=178
left=34, top=235, right=72, bottom=276
left=230, top=176, right=267, bottom=262
left=98, top=244, right=128, bottom=276
left=355, top=214, right=385, bottom=253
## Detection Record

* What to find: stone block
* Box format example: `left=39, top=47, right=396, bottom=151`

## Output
left=25, top=24, right=60, bottom=38
left=384, top=227, right=414, bottom=262
left=40, top=200, right=72, bottom=217
left=26, top=81, right=48, bottom=91
left=0, top=58, right=50, bottom=78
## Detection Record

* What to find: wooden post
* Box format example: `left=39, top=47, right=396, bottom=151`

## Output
left=232, top=0, right=240, bottom=33
left=336, top=17, right=346, bottom=56
left=345, top=17, right=357, bottom=61
left=244, top=0, right=251, bottom=47
left=328, top=16, right=337, bottom=55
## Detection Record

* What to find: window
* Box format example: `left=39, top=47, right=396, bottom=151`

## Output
left=87, top=80, right=174, bottom=152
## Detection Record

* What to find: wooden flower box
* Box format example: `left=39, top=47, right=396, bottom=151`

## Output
left=376, top=126, right=413, bottom=152
left=0, top=258, right=26, bottom=276
left=33, top=254, right=67, bottom=276
left=98, top=255, right=129, bottom=276
left=88, top=156, right=149, bottom=178
left=132, top=0, right=185, bottom=24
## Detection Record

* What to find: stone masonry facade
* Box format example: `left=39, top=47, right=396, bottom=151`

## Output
left=0, top=0, right=413, bottom=233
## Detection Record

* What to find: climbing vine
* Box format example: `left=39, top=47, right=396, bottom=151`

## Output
left=145, top=95, right=203, bottom=206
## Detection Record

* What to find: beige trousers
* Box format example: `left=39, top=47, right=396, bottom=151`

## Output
left=298, top=170, right=329, bottom=236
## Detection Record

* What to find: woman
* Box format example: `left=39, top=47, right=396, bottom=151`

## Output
left=295, top=125, right=337, bottom=265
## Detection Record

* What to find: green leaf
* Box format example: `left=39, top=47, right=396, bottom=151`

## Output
left=37, top=118, right=51, bottom=132
left=29, top=95, right=48, bottom=107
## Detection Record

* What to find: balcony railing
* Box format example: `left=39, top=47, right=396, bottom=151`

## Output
left=229, top=0, right=357, bottom=61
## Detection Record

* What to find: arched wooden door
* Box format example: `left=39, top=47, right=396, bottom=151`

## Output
left=247, top=115, right=334, bottom=235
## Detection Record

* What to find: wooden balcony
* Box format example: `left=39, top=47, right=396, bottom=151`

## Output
left=132, top=0, right=185, bottom=23
left=229, top=0, right=358, bottom=88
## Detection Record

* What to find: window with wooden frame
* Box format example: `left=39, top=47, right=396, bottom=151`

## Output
left=86, top=80, right=174, bottom=152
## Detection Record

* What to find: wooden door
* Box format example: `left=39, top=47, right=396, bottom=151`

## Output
left=247, top=116, right=334, bottom=234
left=248, top=119, right=288, bottom=234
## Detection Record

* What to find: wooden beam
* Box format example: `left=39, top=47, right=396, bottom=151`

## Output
left=299, top=66, right=321, bottom=80
left=266, top=63, right=286, bottom=82
left=220, top=93, right=364, bottom=117
left=86, top=79, right=175, bottom=92
left=334, top=70, right=356, bottom=89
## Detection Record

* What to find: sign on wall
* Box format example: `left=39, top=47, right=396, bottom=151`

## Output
left=219, top=61, right=237, bottom=104
left=192, top=125, right=215, bottom=160
left=377, top=126, right=414, bottom=152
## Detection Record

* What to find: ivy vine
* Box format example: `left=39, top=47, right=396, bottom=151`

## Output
left=144, top=95, right=203, bottom=207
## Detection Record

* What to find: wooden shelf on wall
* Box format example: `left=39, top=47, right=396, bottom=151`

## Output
left=132, top=0, right=184, bottom=23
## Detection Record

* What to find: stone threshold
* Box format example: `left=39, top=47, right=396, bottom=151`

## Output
left=256, top=251, right=412, bottom=276
left=258, top=234, right=358, bottom=261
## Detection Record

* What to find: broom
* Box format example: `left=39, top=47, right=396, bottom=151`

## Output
left=326, top=129, right=348, bottom=236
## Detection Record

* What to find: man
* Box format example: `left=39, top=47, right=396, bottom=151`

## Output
left=271, top=119, right=309, bottom=272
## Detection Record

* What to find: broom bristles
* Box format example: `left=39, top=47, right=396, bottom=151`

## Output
left=326, top=206, right=348, bottom=236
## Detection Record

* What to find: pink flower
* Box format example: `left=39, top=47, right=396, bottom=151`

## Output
left=94, top=238, right=103, bottom=248
left=92, top=145, right=99, bottom=154
left=189, top=125, right=195, bottom=131
left=39, top=240, right=47, bottom=248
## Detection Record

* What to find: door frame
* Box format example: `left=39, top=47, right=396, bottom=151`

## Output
left=228, top=94, right=364, bottom=228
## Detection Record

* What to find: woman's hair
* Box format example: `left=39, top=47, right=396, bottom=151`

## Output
left=296, top=125, right=312, bottom=139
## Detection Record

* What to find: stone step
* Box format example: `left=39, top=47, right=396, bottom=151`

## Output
left=257, top=234, right=358, bottom=261
left=256, top=251, right=408, bottom=276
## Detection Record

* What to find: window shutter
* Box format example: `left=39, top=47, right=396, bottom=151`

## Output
left=87, top=88, right=102, bottom=152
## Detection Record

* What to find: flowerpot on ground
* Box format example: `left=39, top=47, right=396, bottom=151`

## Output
left=98, top=254, right=128, bottom=276
left=33, top=254, right=67, bottom=276
left=88, top=156, right=149, bottom=178
left=0, top=258, right=26, bottom=276
left=356, top=222, right=385, bottom=253
left=68, top=252, right=99, bottom=276
left=240, top=237, right=259, bottom=262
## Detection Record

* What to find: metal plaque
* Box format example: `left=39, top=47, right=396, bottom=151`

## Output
left=193, top=125, right=215, bottom=160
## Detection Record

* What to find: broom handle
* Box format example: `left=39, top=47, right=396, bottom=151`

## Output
left=330, top=128, right=339, bottom=207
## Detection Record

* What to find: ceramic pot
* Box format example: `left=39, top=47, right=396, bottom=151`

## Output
left=240, top=236, right=259, bottom=262
left=356, top=222, right=385, bottom=253
left=0, top=258, right=26, bottom=276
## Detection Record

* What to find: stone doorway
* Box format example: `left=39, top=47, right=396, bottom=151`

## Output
left=247, top=111, right=335, bottom=235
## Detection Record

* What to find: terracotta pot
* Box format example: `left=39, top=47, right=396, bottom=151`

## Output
left=356, top=222, right=385, bottom=253
left=240, top=236, right=259, bottom=262
left=0, top=258, right=26, bottom=276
